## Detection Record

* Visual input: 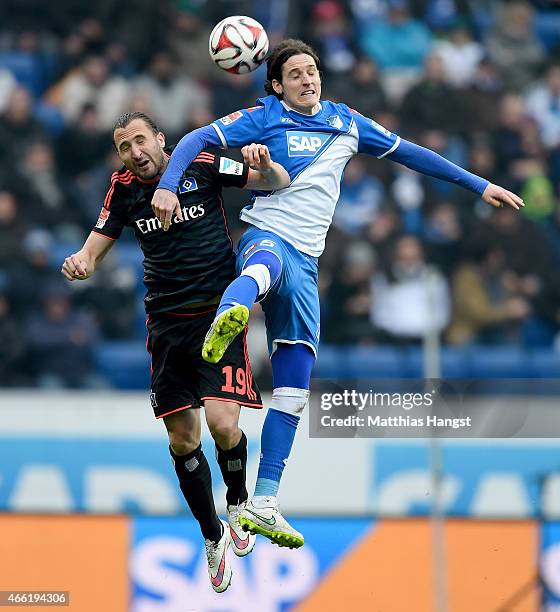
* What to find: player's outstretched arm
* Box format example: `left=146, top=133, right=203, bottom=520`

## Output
left=152, top=125, right=222, bottom=231
left=243, top=144, right=290, bottom=190
left=387, top=139, right=524, bottom=211
left=61, top=232, right=114, bottom=281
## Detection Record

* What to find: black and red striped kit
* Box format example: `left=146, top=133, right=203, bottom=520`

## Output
left=92, top=147, right=262, bottom=417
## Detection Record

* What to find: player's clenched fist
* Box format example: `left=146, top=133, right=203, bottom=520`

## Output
left=151, top=187, right=184, bottom=232
left=242, top=144, right=272, bottom=173
left=61, top=251, right=93, bottom=281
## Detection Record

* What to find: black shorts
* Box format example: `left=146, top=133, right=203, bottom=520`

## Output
left=146, top=308, right=262, bottom=418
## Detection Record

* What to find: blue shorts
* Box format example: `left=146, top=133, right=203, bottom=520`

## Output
left=236, top=226, right=320, bottom=357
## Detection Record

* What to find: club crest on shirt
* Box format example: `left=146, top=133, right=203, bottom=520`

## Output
left=178, top=177, right=198, bottom=194
left=326, top=114, right=343, bottom=129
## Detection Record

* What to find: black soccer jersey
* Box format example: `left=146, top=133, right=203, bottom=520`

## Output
left=92, top=148, right=249, bottom=314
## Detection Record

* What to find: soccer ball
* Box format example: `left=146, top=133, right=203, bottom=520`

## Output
left=209, top=16, right=269, bottom=74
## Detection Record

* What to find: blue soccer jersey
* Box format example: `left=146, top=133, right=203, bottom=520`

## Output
left=211, top=95, right=400, bottom=257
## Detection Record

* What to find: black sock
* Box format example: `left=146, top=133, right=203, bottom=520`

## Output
left=216, top=430, right=248, bottom=507
left=170, top=444, right=222, bottom=542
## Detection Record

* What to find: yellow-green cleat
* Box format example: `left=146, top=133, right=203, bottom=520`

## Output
left=238, top=498, right=304, bottom=549
left=202, top=304, right=249, bottom=363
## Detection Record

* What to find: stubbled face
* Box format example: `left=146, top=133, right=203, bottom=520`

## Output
left=273, top=53, right=321, bottom=115
left=113, top=119, right=166, bottom=180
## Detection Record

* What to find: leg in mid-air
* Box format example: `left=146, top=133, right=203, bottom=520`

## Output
left=164, top=410, right=232, bottom=593
left=202, top=242, right=282, bottom=363
left=204, top=399, right=256, bottom=557
left=239, top=343, right=315, bottom=548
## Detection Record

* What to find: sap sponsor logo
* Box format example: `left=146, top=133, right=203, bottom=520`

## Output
left=131, top=533, right=318, bottom=610
left=178, top=177, right=198, bottom=194
left=135, top=205, right=205, bottom=234
left=219, top=111, right=243, bottom=126
left=286, top=131, right=330, bottom=157
left=95, top=207, right=110, bottom=229
left=371, top=119, right=392, bottom=138
left=326, top=114, right=343, bottom=129
left=219, top=157, right=243, bottom=176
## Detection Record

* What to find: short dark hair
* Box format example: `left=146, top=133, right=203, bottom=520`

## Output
left=264, top=39, right=321, bottom=98
left=112, top=112, right=160, bottom=136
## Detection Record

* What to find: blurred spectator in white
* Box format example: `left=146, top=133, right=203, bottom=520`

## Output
left=58, top=55, right=129, bottom=129
left=323, top=241, right=377, bottom=344
left=485, top=0, right=544, bottom=91
left=360, top=0, right=433, bottom=102
left=447, top=243, right=530, bottom=345
left=134, top=50, right=210, bottom=140
left=328, top=56, right=388, bottom=116
left=525, top=64, right=560, bottom=150
left=371, top=235, right=450, bottom=342
left=333, top=157, right=386, bottom=235
left=433, top=20, right=484, bottom=88
left=0, top=86, right=48, bottom=162
left=0, top=69, right=16, bottom=114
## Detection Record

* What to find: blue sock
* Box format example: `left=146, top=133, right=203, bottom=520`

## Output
left=254, top=344, right=315, bottom=498
left=254, top=408, right=300, bottom=497
left=217, top=276, right=259, bottom=317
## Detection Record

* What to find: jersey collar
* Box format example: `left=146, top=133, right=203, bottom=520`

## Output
left=280, top=99, right=322, bottom=116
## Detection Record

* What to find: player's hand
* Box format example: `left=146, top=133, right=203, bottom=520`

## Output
left=242, top=143, right=272, bottom=173
left=151, top=187, right=184, bottom=232
left=61, top=251, right=94, bottom=281
left=482, top=183, right=524, bottom=211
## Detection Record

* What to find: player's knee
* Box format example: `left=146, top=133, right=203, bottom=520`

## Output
left=206, top=403, right=240, bottom=447
left=271, top=387, right=310, bottom=415
left=241, top=249, right=282, bottom=296
left=164, top=412, right=200, bottom=455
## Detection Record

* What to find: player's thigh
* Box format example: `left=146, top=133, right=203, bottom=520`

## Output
left=236, top=228, right=286, bottom=283
left=147, top=314, right=201, bottom=419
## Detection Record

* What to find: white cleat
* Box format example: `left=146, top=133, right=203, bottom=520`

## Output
left=205, top=520, right=232, bottom=593
left=227, top=502, right=257, bottom=556
left=239, top=498, right=304, bottom=549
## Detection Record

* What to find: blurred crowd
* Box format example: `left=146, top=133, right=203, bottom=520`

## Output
left=2, top=0, right=560, bottom=387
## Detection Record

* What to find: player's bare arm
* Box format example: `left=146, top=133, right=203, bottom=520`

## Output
left=243, top=144, right=290, bottom=190
left=61, top=231, right=114, bottom=281
left=482, top=183, right=525, bottom=210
